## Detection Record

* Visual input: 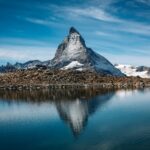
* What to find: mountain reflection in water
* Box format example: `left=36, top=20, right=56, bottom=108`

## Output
left=1, top=88, right=150, bottom=150
left=0, top=88, right=114, bottom=136
left=56, top=92, right=114, bottom=136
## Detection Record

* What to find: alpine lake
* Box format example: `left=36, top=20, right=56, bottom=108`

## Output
left=0, top=87, right=150, bottom=150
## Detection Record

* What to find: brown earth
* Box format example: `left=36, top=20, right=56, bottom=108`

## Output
left=0, top=69, right=150, bottom=90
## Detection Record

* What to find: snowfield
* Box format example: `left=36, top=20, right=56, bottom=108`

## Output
left=62, top=61, right=84, bottom=70
left=115, top=64, right=150, bottom=78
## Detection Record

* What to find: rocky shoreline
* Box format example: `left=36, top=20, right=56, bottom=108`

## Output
left=0, top=83, right=149, bottom=90
left=0, top=69, right=150, bottom=90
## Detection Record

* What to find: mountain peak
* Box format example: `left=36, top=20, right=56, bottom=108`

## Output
left=50, top=27, right=124, bottom=76
left=0, top=27, right=124, bottom=77
left=69, top=27, right=80, bottom=34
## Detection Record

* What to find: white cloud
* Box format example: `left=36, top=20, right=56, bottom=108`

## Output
left=117, top=21, right=150, bottom=36
left=0, top=46, right=56, bottom=64
left=25, top=17, right=53, bottom=26
left=95, top=31, right=113, bottom=36
left=0, top=38, right=56, bottom=64
left=101, top=52, right=150, bottom=66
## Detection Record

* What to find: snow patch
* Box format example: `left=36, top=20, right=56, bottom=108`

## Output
left=62, top=61, right=84, bottom=70
left=76, top=68, right=84, bottom=71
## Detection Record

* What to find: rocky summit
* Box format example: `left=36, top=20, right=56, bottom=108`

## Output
left=49, top=27, right=124, bottom=76
left=0, top=27, right=124, bottom=77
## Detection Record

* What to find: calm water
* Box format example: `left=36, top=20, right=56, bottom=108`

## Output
left=0, top=88, right=150, bottom=150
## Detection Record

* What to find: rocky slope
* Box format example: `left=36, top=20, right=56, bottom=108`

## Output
left=0, top=69, right=150, bottom=90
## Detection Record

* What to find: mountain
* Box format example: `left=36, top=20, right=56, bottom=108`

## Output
left=0, top=27, right=124, bottom=76
left=0, top=60, right=43, bottom=73
left=115, top=64, right=150, bottom=78
left=49, top=27, right=124, bottom=76
left=0, top=63, right=16, bottom=73
left=14, top=60, right=42, bottom=69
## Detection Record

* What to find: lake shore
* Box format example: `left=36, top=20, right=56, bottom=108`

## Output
left=0, top=69, right=150, bottom=90
left=0, top=83, right=150, bottom=90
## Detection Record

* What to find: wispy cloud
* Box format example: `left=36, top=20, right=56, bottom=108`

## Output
left=0, top=37, right=49, bottom=46
left=49, top=5, right=150, bottom=36
left=94, top=39, right=150, bottom=55
left=0, top=45, right=56, bottom=64
left=102, top=52, right=150, bottom=66
left=23, top=16, right=67, bottom=29
left=20, top=2, right=150, bottom=37
left=95, top=31, right=112, bottom=36
left=117, top=21, right=150, bottom=36
left=136, top=0, right=150, bottom=5
left=65, top=7, right=150, bottom=36
left=25, top=17, right=53, bottom=26
left=64, top=7, right=120, bottom=22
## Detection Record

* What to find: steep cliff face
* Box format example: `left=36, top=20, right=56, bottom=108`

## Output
left=50, top=27, right=124, bottom=76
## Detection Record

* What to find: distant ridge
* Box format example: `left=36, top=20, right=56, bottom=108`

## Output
left=115, top=64, right=150, bottom=78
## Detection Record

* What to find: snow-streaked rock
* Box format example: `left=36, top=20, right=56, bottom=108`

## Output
left=115, top=64, right=150, bottom=78
left=14, top=60, right=42, bottom=69
left=50, top=27, right=124, bottom=76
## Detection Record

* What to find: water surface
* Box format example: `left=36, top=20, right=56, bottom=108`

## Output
left=0, top=88, right=150, bottom=150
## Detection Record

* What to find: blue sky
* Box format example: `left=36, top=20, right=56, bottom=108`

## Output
left=0, top=0, right=150, bottom=66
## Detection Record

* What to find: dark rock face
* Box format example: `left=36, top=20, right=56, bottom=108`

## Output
left=136, top=66, right=150, bottom=73
left=69, top=27, right=80, bottom=34
left=0, top=63, right=16, bottom=73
